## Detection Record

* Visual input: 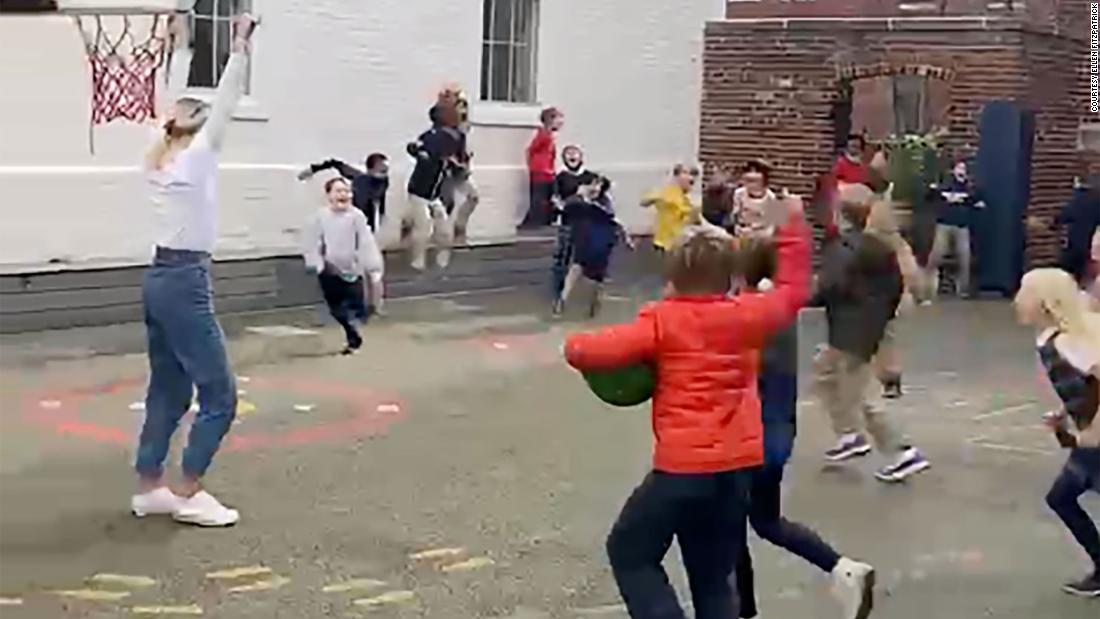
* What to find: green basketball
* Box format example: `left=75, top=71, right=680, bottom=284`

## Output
left=582, top=364, right=656, bottom=407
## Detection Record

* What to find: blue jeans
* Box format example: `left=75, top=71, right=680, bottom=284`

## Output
left=136, top=248, right=237, bottom=480
left=607, top=470, right=751, bottom=619
left=1046, top=448, right=1100, bottom=573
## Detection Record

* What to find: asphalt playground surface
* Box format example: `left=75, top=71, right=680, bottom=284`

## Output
left=0, top=282, right=1098, bottom=618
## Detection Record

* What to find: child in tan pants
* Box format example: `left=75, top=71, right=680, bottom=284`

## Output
left=865, top=189, right=924, bottom=398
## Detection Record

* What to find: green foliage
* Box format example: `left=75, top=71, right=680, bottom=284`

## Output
left=883, top=129, right=948, bottom=205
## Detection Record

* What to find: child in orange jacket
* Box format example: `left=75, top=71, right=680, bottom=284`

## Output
left=564, top=196, right=810, bottom=619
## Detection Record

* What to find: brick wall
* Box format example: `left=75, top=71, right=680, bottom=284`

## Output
left=700, top=16, right=1091, bottom=265
left=725, top=0, right=1048, bottom=20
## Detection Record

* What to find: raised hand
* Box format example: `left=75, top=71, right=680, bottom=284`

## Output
left=232, top=13, right=259, bottom=54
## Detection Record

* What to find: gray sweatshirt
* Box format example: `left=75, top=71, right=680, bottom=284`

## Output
left=303, top=207, right=383, bottom=280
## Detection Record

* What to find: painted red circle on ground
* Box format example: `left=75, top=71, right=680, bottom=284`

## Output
left=19, top=376, right=406, bottom=452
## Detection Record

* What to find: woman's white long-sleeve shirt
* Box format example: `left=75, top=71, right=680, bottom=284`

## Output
left=146, top=50, right=248, bottom=254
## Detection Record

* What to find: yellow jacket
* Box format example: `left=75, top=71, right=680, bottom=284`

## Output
left=645, top=185, right=696, bottom=250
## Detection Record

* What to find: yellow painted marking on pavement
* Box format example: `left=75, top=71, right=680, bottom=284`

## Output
left=321, top=578, right=387, bottom=593
left=0, top=597, right=24, bottom=606
left=440, top=556, right=494, bottom=572
left=89, top=574, right=157, bottom=588
left=131, top=605, right=203, bottom=615
left=237, top=400, right=257, bottom=416
left=409, top=547, right=464, bottom=560
left=353, top=590, right=416, bottom=607
left=226, top=576, right=290, bottom=593
left=53, top=589, right=132, bottom=601
left=204, top=565, right=272, bottom=580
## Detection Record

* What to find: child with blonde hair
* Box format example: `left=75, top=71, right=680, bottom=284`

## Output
left=1014, top=268, right=1100, bottom=597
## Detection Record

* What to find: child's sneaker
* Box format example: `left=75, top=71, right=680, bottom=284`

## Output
left=881, top=376, right=903, bottom=399
left=131, top=487, right=182, bottom=518
left=831, top=558, right=875, bottom=619
left=824, top=434, right=872, bottom=462
left=551, top=299, right=564, bottom=317
left=874, top=447, right=931, bottom=482
left=1061, top=572, right=1100, bottom=597
left=173, top=491, right=240, bottom=527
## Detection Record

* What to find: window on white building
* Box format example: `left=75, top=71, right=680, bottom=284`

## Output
left=480, top=0, right=539, bottom=103
left=187, top=0, right=251, bottom=91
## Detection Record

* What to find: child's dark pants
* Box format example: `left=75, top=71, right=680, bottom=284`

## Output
left=318, top=271, right=369, bottom=349
left=734, top=462, right=843, bottom=617
left=607, top=470, right=751, bottom=619
left=1046, top=447, right=1100, bottom=574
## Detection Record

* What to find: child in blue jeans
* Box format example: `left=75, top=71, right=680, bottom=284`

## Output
left=1014, top=268, right=1100, bottom=597
left=732, top=237, right=876, bottom=619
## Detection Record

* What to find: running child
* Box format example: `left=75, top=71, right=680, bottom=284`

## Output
left=813, top=187, right=930, bottom=482
left=865, top=188, right=923, bottom=399
left=640, top=163, right=699, bottom=253
left=299, top=153, right=390, bottom=232
left=564, top=195, right=811, bottom=619
left=550, top=145, right=598, bottom=300
left=406, top=103, right=465, bottom=270
left=434, top=86, right=481, bottom=246
left=552, top=175, right=633, bottom=318
left=1014, top=268, right=1100, bottom=597
left=732, top=236, right=875, bottom=619
left=523, top=107, right=564, bottom=228
left=298, top=153, right=389, bottom=312
left=303, top=177, right=383, bottom=355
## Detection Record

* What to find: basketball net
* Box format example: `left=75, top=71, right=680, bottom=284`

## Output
left=73, top=12, right=170, bottom=152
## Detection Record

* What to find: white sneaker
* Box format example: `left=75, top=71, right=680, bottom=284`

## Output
left=831, top=557, right=875, bottom=619
left=131, top=487, right=183, bottom=518
left=173, top=491, right=240, bottom=527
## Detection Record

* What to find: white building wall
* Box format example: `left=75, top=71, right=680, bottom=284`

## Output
left=0, top=0, right=724, bottom=273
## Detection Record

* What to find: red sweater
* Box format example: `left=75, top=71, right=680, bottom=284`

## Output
left=565, top=216, right=812, bottom=473
left=832, top=155, right=869, bottom=186
left=527, top=127, right=556, bottom=182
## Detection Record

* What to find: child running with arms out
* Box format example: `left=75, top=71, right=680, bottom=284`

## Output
left=298, top=153, right=390, bottom=313
left=550, top=145, right=598, bottom=301
left=552, top=175, right=633, bottom=317
left=1014, top=268, right=1100, bottom=597
left=564, top=194, right=811, bottom=619
left=303, top=177, right=384, bottom=355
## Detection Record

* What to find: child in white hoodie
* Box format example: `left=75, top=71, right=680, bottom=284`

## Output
left=304, top=177, right=384, bottom=354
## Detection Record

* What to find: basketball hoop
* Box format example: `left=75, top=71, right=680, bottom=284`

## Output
left=61, top=2, right=187, bottom=152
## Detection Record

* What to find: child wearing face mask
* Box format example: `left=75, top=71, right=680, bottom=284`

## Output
left=303, top=177, right=383, bottom=355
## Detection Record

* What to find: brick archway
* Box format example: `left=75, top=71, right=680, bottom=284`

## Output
left=836, top=62, right=957, bottom=82
left=700, top=17, right=1089, bottom=265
